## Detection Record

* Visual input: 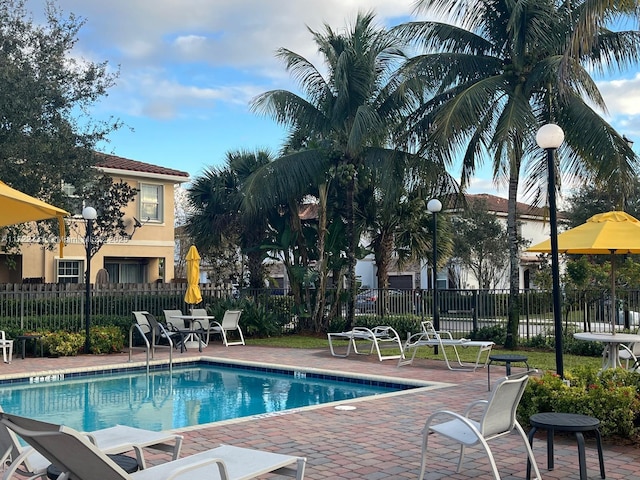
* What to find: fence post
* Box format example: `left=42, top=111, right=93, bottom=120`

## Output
left=472, top=290, right=478, bottom=333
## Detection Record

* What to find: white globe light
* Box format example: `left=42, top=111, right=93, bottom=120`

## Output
left=82, top=206, right=97, bottom=220
left=536, top=124, right=564, bottom=149
left=427, top=198, right=442, bottom=213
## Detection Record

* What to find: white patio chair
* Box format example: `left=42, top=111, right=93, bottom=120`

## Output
left=420, top=373, right=541, bottom=480
left=210, top=310, right=245, bottom=346
left=189, top=307, right=212, bottom=344
left=619, top=342, right=640, bottom=371
left=0, top=331, right=13, bottom=364
left=162, top=309, right=186, bottom=331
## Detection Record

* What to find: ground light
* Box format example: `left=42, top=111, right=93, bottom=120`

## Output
left=536, top=123, right=565, bottom=378
left=82, top=205, right=97, bottom=354
left=427, top=198, right=442, bottom=353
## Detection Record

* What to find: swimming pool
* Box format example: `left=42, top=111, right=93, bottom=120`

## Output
left=0, top=360, right=420, bottom=431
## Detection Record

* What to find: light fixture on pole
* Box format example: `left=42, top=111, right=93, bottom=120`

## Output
left=536, top=123, right=565, bottom=378
left=427, top=198, right=442, bottom=347
left=82, top=205, right=97, bottom=354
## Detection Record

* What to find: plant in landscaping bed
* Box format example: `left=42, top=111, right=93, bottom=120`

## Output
left=41, top=331, right=84, bottom=357
left=518, top=367, right=640, bottom=441
left=89, top=325, right=124, bottom=354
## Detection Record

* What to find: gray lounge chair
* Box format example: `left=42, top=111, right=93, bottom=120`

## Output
left=0, top=410, right=182, bottom=478
left=0, top=412, right=306, bottom=480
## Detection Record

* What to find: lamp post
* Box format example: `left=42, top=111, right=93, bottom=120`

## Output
left=536, top=124, right=565, bottom=378
left=82, top=206, right=97, bottom=354
left=427, top=199, right=442, bottom=345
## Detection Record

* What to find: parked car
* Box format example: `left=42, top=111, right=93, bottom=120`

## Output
left=355, top=289, right=407, bottom=313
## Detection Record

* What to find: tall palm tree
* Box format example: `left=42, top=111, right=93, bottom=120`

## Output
left=395, top=0, right=640, bottom=347
left=248, top=11, right=433, bottom=329
left=186, top=149, right=273, bottom=289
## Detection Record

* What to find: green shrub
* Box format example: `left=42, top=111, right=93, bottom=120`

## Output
left=89, top=325, right=124, bottom=354
left=41, top=331, right=84, bottom=356
left=470, top=325, right=506, bottom=345
left=518, top=367, right=640, bottom=440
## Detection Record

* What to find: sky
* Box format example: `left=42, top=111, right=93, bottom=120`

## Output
left=25, top=0, right=640, bottom=200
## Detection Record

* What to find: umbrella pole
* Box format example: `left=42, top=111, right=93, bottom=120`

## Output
left=611, top=252, right=616, bottom=334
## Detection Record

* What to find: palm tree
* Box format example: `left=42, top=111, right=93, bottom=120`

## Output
left=186, top=149, right=273, bottom=289
left=395, top=0, right=640, bottom=347
left=248, top=11, right=434, bottom=330
left=359, top=166, right=457, bottom=306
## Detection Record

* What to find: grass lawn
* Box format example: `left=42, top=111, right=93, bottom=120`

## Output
left=247, top=335, right=603, bottom=372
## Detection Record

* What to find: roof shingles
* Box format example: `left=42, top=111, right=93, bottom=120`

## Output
left=95, top=153, right=189, bottom=179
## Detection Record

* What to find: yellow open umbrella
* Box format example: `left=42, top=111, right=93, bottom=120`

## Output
left=184, top=245, right=203, bottom=305
left=528, top=211, right=640, bottom=331
left=0, top=180, right=69, bottom=256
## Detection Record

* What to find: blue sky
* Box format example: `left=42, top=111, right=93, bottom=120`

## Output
left=26, top=0, right=640, bottom=200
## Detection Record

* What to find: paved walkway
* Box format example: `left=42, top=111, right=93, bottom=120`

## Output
left=1, top=342, right=638, bottom=479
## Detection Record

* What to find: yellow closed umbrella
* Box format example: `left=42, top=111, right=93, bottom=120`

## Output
left=0, top=180, right=69, bottom=256
left=528, top=211, right=640, bottom=332
left=184, top=245, right=203, bottom=305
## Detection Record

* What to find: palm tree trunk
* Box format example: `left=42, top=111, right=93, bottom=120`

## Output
left=312, top=183, right=329, bottom=332
left=505, top=169, right=521, bottom=349
left=375, top=231, right=394, bottom=316
left=345, top=176, right=357, bottom=331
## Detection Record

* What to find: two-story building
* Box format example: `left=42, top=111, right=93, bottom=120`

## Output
left=356, top=193, right=554, bottom=291
left=0, top=154, right=189, bottom=284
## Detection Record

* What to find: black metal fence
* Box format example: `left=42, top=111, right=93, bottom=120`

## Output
left=0, top=283, right=637, bottom=338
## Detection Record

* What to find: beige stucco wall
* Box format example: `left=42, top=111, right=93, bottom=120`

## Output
left=15, top=170, right=185, bottom=283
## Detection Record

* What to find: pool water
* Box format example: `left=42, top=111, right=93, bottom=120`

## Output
left=0, top=363, right=409, bottom=431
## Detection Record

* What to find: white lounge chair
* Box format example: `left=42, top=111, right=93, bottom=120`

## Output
left=420, top=373, right=542, bottom=480
left=0, top=413, right=182, bottom=478
left=327, top=326, right=404, bottom=361
left=0, top=412, right=306, bottom=480
left=398, top=321, right=494, bottom=370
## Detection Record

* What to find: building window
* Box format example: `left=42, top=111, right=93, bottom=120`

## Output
left=56, top=259, right=83, bottom=283
left=105, top=261, right=147, bottom=283
left=61, top=181, right=83, bottom=216
left=140, top=184, right=163, bottom=222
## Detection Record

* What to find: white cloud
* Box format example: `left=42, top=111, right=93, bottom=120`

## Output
left=597, top=73, right=640, bottom=116
left=25, top=0, right=416, bottom=121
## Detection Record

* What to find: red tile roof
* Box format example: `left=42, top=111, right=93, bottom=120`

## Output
left=466, top=193, right=544, bottom=216
left=95, top=153, right=189, bottom=179
left=465, top=193, right=566, bottom=219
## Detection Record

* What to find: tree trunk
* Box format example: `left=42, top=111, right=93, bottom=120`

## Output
left=374, top=230, right=394, bottom=316
left=505, top=168, right=521, bottom=349
left=344, top=175, right=357, bottom=331
left=312, top=183, right=329, bottom=332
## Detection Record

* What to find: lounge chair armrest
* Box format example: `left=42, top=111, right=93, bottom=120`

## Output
left=405, top=332, right=428, bottom=345
left=435, top=330, right=455, bottom=340
left=2, top=447, right=39, bottom=480
left=165, top=457, right=230, bottom=480
left=463, top=399, right=488, bottom=418
left=423, top=410, right=483, bottom=438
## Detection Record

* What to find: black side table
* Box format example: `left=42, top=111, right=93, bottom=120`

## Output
left=526, top=412, right=605, bottom=480
left=47, top=453, right=139, bottom=479
left=16, top=334, right=43, bottom=359
left=487, top=354, right=529, bottom=390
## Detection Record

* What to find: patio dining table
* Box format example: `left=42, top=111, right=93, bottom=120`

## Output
left=171, top=314, right=215, bottom=351
left=573, top=332, right=640, bottom=369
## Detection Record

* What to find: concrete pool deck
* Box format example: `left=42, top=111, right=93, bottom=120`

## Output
left=1, top=342, right=638, bottom=479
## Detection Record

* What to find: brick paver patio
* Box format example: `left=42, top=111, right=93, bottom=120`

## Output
left=0, top=342, right=638, bottom=479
